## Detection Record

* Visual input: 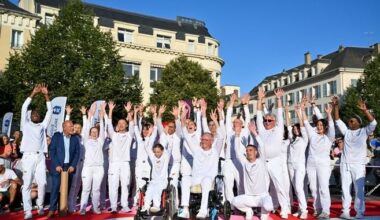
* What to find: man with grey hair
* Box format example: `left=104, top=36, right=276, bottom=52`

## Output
left=256, top=88, right=289, bottom=219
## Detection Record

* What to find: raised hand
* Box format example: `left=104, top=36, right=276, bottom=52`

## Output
left=171, top=106, right=179, bottom=118
left=65, top=105, right=73, bottom=115
left=31, top=84, right=41, bottom=97
left=108, top=100, right=115, bottom=111
left=209, top=109, right=218, bottom=122
left=331, top=96, right=339, bottom=106
left=40, top=83, right=49, bottom=95
left=240, top=93, right=250, bottom=105
left=301, top=96, right=308, bottom=106
left=229, top=93, right=237, bottom=107
left=257, top=87, right=266, bottom=100
left=124, top=101, right=132, bottom=113
left=274, top=88, right=284, bottom=98
left=324, top=103, right=333, bottom=114
left=80, top=106, right=87, bottom=115
left=357, top=100, right=368, bottom=112
left=309, top=95, right=316, bottom=105
left=158, top=105, right=166, bottom=117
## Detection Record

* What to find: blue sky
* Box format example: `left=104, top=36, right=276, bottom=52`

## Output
left=14, top=0, right=380, bottom=94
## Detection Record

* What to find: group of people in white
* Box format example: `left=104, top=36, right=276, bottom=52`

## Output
left=2, top=83, right=377, bottom=220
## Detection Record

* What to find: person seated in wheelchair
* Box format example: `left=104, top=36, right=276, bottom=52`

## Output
left=141, top=142, right=173, bottom=213
left=178, top=109, right=225, bottom=219
left=232, top=122, right=273, bottom=220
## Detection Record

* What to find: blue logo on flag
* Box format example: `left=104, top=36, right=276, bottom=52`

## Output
left=53, top=106, right=62, bottom=115
left=4, top=120, right=10, bottom=127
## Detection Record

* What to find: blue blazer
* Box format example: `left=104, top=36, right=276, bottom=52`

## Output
left=50, top=132, right=80, bottom=175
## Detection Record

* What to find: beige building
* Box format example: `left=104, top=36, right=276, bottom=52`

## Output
left=1, top=0, right=224, bottom=103
left=221, top=84, right=240, bottom=97
left=0, top=0, right=39, bottom=74
left=248, top=43, right=380, bottom=124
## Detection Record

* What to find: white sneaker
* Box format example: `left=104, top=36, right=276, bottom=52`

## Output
left=79, top=208, right=86, bottom=215
left=150, top=206, right=160, bottom=213
left=196, top=210, right=208, bottom=219
left=93, top=208, right=101, bottom=214
left=340, top=212, right=353, bottom=219
left=120, top=207, right=131, bottom=213
left=245, top=209, right=253, bottom=220
left=261, top=213, right=269, bottom=220
left=355, top=213, right=364, bottom=219
left=37, top=206, right=44, bottom=216
left=300, top=211, right=308, bottom=219
left=292, top=211, right=301, bottom=217
left=318, top=212, right=330, bottom=219
left=280, top=212, right=288, bottom=219
left=24, top=212, right=33, bottom=219
left=178, top=207, right=190, bottom=218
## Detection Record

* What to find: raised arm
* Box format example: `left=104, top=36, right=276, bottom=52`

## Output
left=284, top=103, right=291, bottom=127
left=106, top=101, right=116, bottom=136
left=157, top=105, right=166, bottom=135
left=241, top=94, right=251, bottom=128
left=324, top=104, right=335, bottom=141
left=357, top=100, right=377, bottom=134
left=80, top=106, right=87, bottom=138
left=171, top=104, right=183, bottom=138
left=248, top=121, right=265, bottom=160
left=195, top=108, right=202, bottom=139
left=200, top=98, right=210, bottom=133
left=210, top=109, right=225, bottom=155
left=274, top=88, right=284, bottom=130
left=309, top=96, right=323, bottom=120
left=98, top=103, right=106, bottom=142
left=226, top=93, right=236, bottom=133
left=256, top=88, right=266, bottom=133
left=20, top=85, right=40, bottom=130
left=40, top=84, right=52, bottom=128
left=65, top=105, right=72, bottom=121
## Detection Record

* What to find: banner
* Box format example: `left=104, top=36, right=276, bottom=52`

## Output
left=47, top=97, right=67, bottom=137
left=91, top=100, right=105, bottom=127
left=2, top=112, right=13, bottom=136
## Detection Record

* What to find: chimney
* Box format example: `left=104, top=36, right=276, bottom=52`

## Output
left=317, top=54, right=322, bottom=59
left=338, top=45, right=344, bottom=52
left=304, top=52, right=311, bottom=65
left=374, top=43, right=380, bottom=55
left=18, top=0, right=36, bottom=13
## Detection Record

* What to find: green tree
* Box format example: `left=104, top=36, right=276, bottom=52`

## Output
left=0, top=0, right=142, bottom=122
left=341, top=54, right=380, bottom=136
left=150, top=56, right=219, bottom=120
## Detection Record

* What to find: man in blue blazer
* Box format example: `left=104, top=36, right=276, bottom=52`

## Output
left=47, top=120, right=80, bottom=218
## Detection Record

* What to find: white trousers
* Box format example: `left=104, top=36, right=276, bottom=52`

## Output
left=223, top=159, right=244, bottom=202
left=282, top=161, right=293, bottom=207
left=232, top=193, right=273, bottom=215
left=180, top=154, right=193, bottom=176
left=134, top=160, right=151, bottom=204
left=68, top=160, right=84, bottom=211
left=307, top=163, right=331, bottom=214
left=108, top=161, right=130, bottom=209
left=21, top=153, right=46, bottom=212
left=288, top=163, right=307, bottom=213
left=169, top=163, right=180, bottom=207
left=266, top=158, right=289, bottom=214
left=100, top=157, right=109, bottom=208
left=340, top=163, right=366, bottom=215
left=144, top=181, right=166, bottom=209
left=181, top=175, right=213, bottom=214
left=80, top=166, right=104, bottom=210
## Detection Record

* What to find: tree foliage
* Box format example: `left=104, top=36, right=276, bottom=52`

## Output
left=341, top=54, right=380, bottom=136
left=150, top=56, right=219, bottom=120
left=0, top=0, right=142, bottom=122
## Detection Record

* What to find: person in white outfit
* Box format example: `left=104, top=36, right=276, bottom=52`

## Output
left=232, top=122, right=273, bottom=220
left=256, top=88, right=289, bottom=219
left=303, top=102, right=335, bottom=219
left=20, top=84, right=52, bottom=219
left=332, top=97, right=377, bottom=219
left=178, top=108, right=225, bottom=219
left=224, top=93, right=252, bottom=204
left=105, top=101, right=135, bottom=213
left=157, top=105, right=181, bottom=205
left=134, top=105, right=157, bottom=206
left=79, top=103, right=106, bottom=215
left=285, top=103, right=309, bottom=219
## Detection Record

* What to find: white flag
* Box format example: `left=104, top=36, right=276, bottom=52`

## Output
left=91, top=100, right=105, bottom=127
left=2, top=112, right=13, bottom=136
left=47, top=97, right=67, bottom=137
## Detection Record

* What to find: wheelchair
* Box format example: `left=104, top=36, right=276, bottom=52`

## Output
left=186, top=158, right=232, bottom=220
left=135, top=177, right=177, bottom=220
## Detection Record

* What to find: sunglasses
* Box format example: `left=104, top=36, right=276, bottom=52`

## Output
left=264, top=119, right=274, bottom=123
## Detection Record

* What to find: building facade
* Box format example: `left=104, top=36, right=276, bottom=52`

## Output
left=0, top=0, right=39, bottom=74
left=248, top=44, right=380, bottom=124
left=0, top=0, right=224, bottom=103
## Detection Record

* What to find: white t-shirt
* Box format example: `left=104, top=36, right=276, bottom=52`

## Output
left=0, top=169, right=18, bottom=192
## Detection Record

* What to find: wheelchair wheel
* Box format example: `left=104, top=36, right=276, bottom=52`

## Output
left=222, top=201, right=231, bottom=220
left=164, top=185, right=177, bottom=220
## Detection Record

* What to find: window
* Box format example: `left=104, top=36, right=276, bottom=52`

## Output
left=351, top=79, right=358, bottom=87
left=150, top=67, right=163, bottom=86
left=273, top=82, right=278, bottom=89
left=264, top=85, right=268, bottom=92
left=207, top=43, right=213, bottom=55
left=283, top=78, right=288, bottom=86
left=122, top=63, right=140, bottom=78
left=157, top=35, right=171, bottom=49
left=45, top=13, right=54, bottom=26
left=314, top=85, right=321, bottom=98
left=307, top=69, right=312, bottom=78
left=288, top=93, right=294, bottom=105
left=11, top=30, right=23, bottom=48
left=323, top=83, right=328, bottom=97
left=118, top=28, right=133, bottom=43
left=188, top=39, right=195, bottom=53
left=329, top=81, right=337, bottom=95
left=294, top=74, right=299, bottom=82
